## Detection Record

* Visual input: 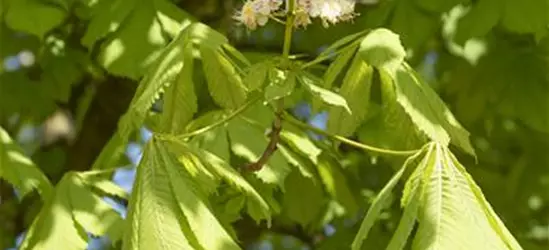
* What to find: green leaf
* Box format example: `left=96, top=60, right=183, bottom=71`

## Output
left=4, top=0, right=66, bottom=38
left=327, top=55, right=373, bottom=138
left=227, top=117, right=291, bottom=188
left=358, top=70, right=425, bottom=152
left=313, top=44, right=357, bottom=112
left=201, top=47, right=248, bottom=109
left=281, top=170, right=325, bottom=229
left=411, top=144, right=513, bottom=250
left=69, top=175, right=124, bottom=241
left=387, top=143, right=436, bottom=250
left=160, top=46, right=197, bottom=134
left=322, top=44, right=357, bottom=90
left=85, top=0, right=192, bottom=78
left=190, top=124, right=231, bottom=162
left=243, top=60, right=271, bottom=91
left=501, top=0, right=548, bottom=36
left=359, top=28, right=406, bottom=76
left=20, top=172, right=124, bottom=250
left=280, top=123, right=322, bottom=165
left=317, top=29, right=368, bottom=59
left=180, top=142, right=272, bottom=224
left=446, top=39, right=549, bottom=133
left=91, top=22, right=194, bottom=170
left=298, top=72, right=351, bottom=114
left=393, top=65, right=475, bottom=157
left=385, top=186, right=421, bottom=250
left=389, top=1, right=439, bottom=50
left=0, top=127, right=53, bottom=199
left=351, top=148, right=425, bottom=250
left=454, top=0, right=501, bottom=45
left=264, top=69, right=296, bottom=102
left=316, top=153, right=358, bottom=216
left=124, top=139, right=241, bottom=250
left=40, top=47, right=88, bottom=102
left=448, top=151, right=523, bottom=250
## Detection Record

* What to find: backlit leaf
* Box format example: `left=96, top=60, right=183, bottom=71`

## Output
left=299, top=72, right=351, bottom=114
left=201, top=47, right=247, bottom=109
left=393, top=65, right=475, bottom=157
left=359, top=28, right=406, bottom=76
left=327, top=55, right=373, bottom=138
left=0, top=127, right=52, bottom=199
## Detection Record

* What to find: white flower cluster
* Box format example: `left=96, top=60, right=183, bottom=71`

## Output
left=235, top=0, right=358, bottom=30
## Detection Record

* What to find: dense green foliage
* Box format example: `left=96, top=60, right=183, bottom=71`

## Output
left=0, top=0, right=548, bottom=249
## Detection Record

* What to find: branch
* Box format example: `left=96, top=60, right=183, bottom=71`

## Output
left=242, top=0, right=297, bottom=172
left=280, top=111, right=420, bottom=156
left=243, top=111, right=283, bottom=171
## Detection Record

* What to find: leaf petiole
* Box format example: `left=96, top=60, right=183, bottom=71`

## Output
left=280, top=111, right=420, bottom=156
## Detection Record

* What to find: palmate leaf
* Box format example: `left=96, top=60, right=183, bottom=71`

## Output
left=20, top=172, right=124, bottom=250
left=123, top=139, right=241, bottom=250
left=176, top=141, right=272, bottom=224
left=82, top=0, right=192, bottom=78
left=0, top=127, right=52, bottom=199
left=351, top=146, right=427, bottom=250
left=327, top=55, right=373, bottom=138
left=411, top=144, right=514, bottom=250
left=92, top=23, right=238, bottom=170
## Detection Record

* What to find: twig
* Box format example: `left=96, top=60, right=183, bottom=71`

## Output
left=243, top=111, right=283, bottom=171
left=242, top=0, right=297, bottom=171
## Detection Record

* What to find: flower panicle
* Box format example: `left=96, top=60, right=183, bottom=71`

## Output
left=235, top=0, right=359, bottom=30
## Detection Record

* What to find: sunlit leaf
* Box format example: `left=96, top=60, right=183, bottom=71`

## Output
left=299, top=72, right=351, bottom=114
left=393, top=65, right=475, bottom=157
left=124, top=139, right=241, bottom=250
left=352, top=147, right=426, bottom=250
left=327, top=55, right=373, bottom=138
left=20, top=172, right=124, bottom=250
left=0, top=127, right=52, bottom=199
left=359, top=28, right=406, bottom=76
left=201, top=47, right=247, bottom=109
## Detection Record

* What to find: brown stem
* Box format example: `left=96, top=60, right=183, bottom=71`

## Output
left=243, top=111, right=283, bottom=171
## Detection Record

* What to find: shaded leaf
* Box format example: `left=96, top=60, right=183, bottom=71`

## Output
left=4, top=0, right=66, bottom=38
left=281, top=170, right=325, bottom=229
